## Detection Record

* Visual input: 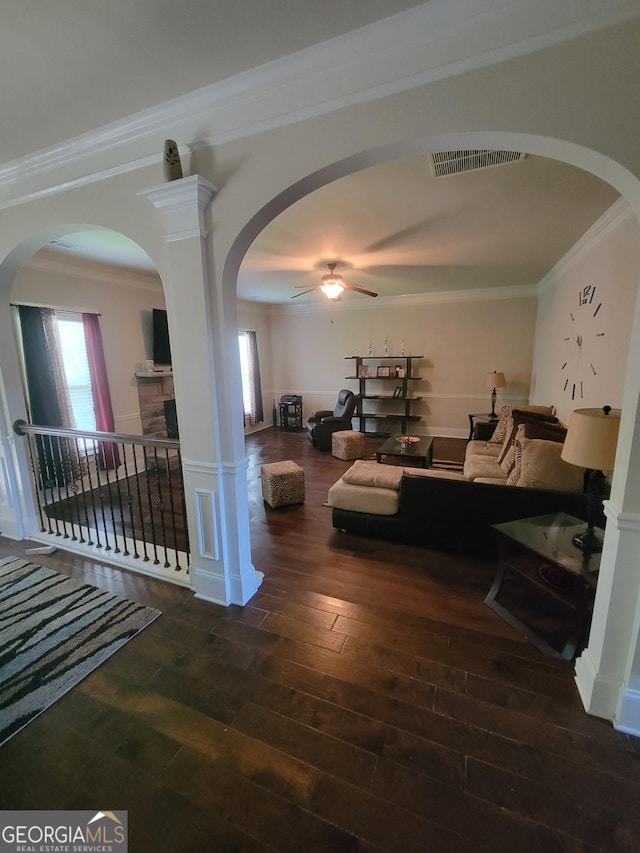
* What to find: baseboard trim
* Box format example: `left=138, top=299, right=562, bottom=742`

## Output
left=574, top=647, right=622, bottom=723
left=616, top=688, right=640, bottom=737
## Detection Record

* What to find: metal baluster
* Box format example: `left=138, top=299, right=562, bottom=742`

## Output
left=83, top=438, right=102, bottom=548
left=120, top=442, right=135, bottom=557
left=45, top=434, right=62, bottom=537
left=57, top=436, right=74, bottom=540
left=146, top=448, right=160, bottom=565
left=132, top=445, right=150, bottom=562
left=77, top=437, right=93, bottom=544
left=111, top=440, right=127, bottom=555
left=25, top=433, right=47, bottom=533
left=165, top=447, right=182, bottom=571
left=154, top=447, right=171, bottom=568
left=95, top=441, right=113, bottom=552
left=177, top=447, right=189, bottom=571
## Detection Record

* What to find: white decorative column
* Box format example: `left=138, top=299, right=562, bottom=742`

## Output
left=140, top=175, right=263, bottom=605
left=0, top=295, right=38, bottom=540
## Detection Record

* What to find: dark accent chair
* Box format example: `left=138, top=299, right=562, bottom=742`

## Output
left=307, top=389, right=357, bottom=450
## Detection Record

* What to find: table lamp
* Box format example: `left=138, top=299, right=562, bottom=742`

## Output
left=560, top=405, right=621, bottom=553
left=486, top=371, right=506, bottom=418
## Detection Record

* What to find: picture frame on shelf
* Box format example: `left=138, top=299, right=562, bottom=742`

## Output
left=397, top=368, right=405, bottom=378
left=393, top=386, right=403, bottom=398
left=357, top=364, right=369, bottom=378
left=377, top=366, right=391, bottom=378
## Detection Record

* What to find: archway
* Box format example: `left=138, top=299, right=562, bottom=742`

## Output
left=0, top=225, right=190, bottom=581
left=219, top=130, right=640, bottom=730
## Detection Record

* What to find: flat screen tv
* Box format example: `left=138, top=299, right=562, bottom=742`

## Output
left=152, top=308, right=172, bottom=366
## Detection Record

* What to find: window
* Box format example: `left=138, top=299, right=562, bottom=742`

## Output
left=57, top=313, right=96, bottom=431
left=238, top=330, right=264, bottom=425
left=238, top=331, right=252, bottom=416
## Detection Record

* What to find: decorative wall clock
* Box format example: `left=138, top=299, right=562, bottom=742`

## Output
left=561, top=284, right=605, bottom=401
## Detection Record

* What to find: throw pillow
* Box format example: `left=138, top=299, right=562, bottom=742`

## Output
left=500, top=442, right=517, bottom=474
left=489, top=406, right=511, bottom=444
left=497, top=409, right=559, bottom=465
left=506, top=440, right=522, bottom=485
left=515, top=437, right=585, bottom=492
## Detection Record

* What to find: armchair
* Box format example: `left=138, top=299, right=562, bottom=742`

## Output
left=307, top=389, right=357, bottom=450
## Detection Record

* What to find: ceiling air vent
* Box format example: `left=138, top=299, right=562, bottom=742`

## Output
left=429, top=150, right=526, bottom=178
left=50, top=239, right=80, bottom=251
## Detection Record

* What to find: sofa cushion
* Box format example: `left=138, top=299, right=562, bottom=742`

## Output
left=327, top=478, right=400, bottom=515
left=403, top=468, right=466, bottom=481
left=514, top=437, right=585, bottom=492
left=466, top=440, right=502, bottom=457
left=341, top=460, right=404, bottom=490
left=463, top=456, right=507, bottom=481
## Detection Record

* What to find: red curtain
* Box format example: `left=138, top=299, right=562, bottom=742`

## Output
left=83, top=313, right=120, bottom=470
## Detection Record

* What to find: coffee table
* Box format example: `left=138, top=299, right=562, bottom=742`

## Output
left=375, top=435, right=433, bottom=468
left=486, top=512, right=601, bottom=659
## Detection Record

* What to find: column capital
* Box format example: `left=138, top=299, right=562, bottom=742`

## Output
left=139, top=174, right=218, bottom=241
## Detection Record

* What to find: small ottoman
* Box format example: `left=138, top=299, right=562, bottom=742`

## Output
left=332, top=430, right=366, bottom=461
left=261, top=460, right=305, bottom=508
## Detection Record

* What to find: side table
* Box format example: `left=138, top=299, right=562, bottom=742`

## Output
left=485, top=513, right=601, bottom=660
left=467, top=412, right=498, bottom=442
left=279, top=396, right=303, bottom=431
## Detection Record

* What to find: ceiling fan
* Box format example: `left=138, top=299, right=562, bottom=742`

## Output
left=291, top=263, right=378, bottom=301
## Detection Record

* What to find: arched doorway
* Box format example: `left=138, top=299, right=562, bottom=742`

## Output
left=0, top=226, right=191, bottom=584
left=217, top=131, right=640, bottom=730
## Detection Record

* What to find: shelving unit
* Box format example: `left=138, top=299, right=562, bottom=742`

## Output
left=346, top=355, right=423, bottom=436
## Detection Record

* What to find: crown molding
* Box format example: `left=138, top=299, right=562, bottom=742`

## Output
left=22, top=248, right=163, bottom=293
left=269, top=283, right=538, bottom=315
left=537, top=197, right=635, bottom=293
left=1, top=0, right=638, bottom=204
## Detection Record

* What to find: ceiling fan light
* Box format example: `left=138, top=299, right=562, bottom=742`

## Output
left=320, top=281, right=344, bottom=299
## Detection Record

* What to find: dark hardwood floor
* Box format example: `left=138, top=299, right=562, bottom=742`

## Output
left=1, top=428, right=639, bottom=852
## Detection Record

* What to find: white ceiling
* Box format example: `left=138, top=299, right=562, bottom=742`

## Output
left=237, top=153, right=619, bottom=302
left=2, top=0, right=426, bottom=163
left=8, top=1, right=621, bottom=303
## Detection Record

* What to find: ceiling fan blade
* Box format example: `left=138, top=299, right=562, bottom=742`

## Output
left=293, top=284, right=320, bottom=289
left=344, top=282, right=378, bottom=298
left=290, top=288, right=317, bottom=298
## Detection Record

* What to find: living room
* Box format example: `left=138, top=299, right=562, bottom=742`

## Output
left=1, top=0, right=640, bottom=741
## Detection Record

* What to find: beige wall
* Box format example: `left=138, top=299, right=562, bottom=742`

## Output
left=267, top=290, right=537, bottom=437
left=532, top=202, right=640, bottom=424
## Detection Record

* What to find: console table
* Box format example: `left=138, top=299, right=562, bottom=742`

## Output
left=486, top=513, right=601, bottom=659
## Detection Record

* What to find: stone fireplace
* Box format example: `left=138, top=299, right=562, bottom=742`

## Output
left=135, top=371, right=177, bottom=439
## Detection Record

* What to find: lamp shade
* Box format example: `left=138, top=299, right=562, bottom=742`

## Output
left=560, top=407, right=621, bottom=471
left=486, top=371, right=506, bottom=389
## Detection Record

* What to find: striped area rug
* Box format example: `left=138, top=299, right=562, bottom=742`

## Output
left=0, top=555, right=160, bottom=746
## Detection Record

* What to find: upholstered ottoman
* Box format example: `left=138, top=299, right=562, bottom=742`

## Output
left=332, top=430, right=366, bottom=461
left=261, top=460, right=305, bottom=508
